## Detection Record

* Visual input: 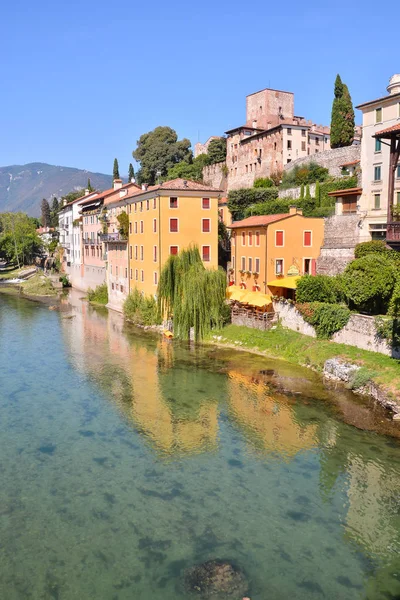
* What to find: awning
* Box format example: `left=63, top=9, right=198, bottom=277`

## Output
left=267, top=276, right=300, bottom=289
left=229, top=288, right=248, bottom=302
left=241, top=292, right=272, bottom=307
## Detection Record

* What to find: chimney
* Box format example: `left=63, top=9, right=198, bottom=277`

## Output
left=85, top=189, right=90, bottom=196
left=289, top=205, right=297, bottom=215
left=113, top=178, right=123, bottom=190
left=130, top=177, right=136, bottom=184
left=141, top=183, right=148, bottom=191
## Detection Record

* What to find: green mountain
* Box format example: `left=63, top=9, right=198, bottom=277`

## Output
left=0, top=162, right=112, bottom=216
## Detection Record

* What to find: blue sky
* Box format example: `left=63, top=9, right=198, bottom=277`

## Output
left=0, top=0, right=396, bottom=175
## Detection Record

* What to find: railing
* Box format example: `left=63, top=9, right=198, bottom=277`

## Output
left=386, top=222, right=400, bottom=242
left=83, top=238, right=100, bottom=245
left=98, top=232, right=126, bottom=242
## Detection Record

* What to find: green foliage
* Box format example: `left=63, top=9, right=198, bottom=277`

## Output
left=297, top=302, right=350, bottom=339
left=318, top=176, right=358, bottom=208
left=244, top=199, right=292, bottom=218
left=61, top=189, right=85, bottom=204
left=281, top=162, right=329, bottom=188
left=166, top=153, right=210, bottom=182
left=87, top=178, right=94, bottom=192
left=48, top=239, right=58, bottom=254
left=296, top=274, right=344, bottom=303
left=49, top=197, right=60, bottom=227
left=305, top=184, right=311, bottom=200
left=116, top=211, right=129, bottom=238
left=22, top=274, right=56, bottom=296
left=0, top=212, right=43, bottom=264
left=330, top=74, right=355, bottom=148
left=157, top=246, right=227, bottom=341
left=123, top=288, right=160, bottom=326
left=342, top=254, right=396, bottom=314
left=299, top=183, right=304, bottom=199
left=41, top=198, right=51, bottom=228
left=207, top=138, right=227, bottom=164
left=348, top=368, right=376, bottom=390
left=133, top=126, right=192, bottom=185
left=59, top=274, right=71, bottom=288
left=128, top=163, right=135, bottom=182
left=113, top=158, right=120, bottom=180
left=375, top=316, right=400, bottom=347
left=388, top=279, right=400, bottom=317
left=227, top=187, right=279, bottom=220
left=354, top=240, right=389, bottom=259
left=87, top=283, right=108, bottom=305
left=254, top=177, right=274, bottom=188
left=315, top=181, right=320, bottom=207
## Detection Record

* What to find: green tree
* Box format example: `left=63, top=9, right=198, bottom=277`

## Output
left=128, top=163, right=135, bottom=182
left=315, top=181, right=321, bottom=207
left=50, top=197, right=60, bottom=227
left=254, top=177, right=274, bottom=188
left=299, top=183, right=305, bottom=199
left=41, top=198, right=51, bottom=228
left=166, top=153, right=210, bottom=182
left=342, top=254, right=396, bottom=314
left=207, top=138, right=227, bottom=164
left=330, top=74, right=355, bottom=148
left=87, top=178, right=94, bottom=192
left=0, top=212, right=43, bottom=264
left=113, top=158, right=120, bottom=180
left=133, top=126, right=192, bottom=185
left=117, top=211, right=129, bottom=238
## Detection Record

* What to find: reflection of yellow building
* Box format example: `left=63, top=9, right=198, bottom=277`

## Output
left=227, top=371, right=318, bottom=458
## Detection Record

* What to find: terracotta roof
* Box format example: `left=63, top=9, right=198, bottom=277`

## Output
left=328, top=187, right=362, bottom=197
left=340, top=160, right=360, bottom=167
left=125, top=178, right=223, bottom=201
left=374, top=123, right=400, bottom=138
left=225, top=125, right=264, bottom=135
left=229, top=214, right=290, bottom=228
left=356, top=92, right=400, bottom=109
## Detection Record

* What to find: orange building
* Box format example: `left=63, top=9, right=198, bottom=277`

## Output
left=229, top=207, right=324, bottom=294
left=126, top=179, right=222, bottom=297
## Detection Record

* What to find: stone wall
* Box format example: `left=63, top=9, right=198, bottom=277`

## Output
left=316, top=215, right=360, bottom=275
left=273, top=301, right=400, bottom=358
left=202, top=162, right=228, bottom=193
left=278, top=183, right=317, bottom=200
left=283, top=145, right=361, bottom=178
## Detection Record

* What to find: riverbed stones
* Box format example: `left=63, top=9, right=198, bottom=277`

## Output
left=184, top=559, right=249, bottom=598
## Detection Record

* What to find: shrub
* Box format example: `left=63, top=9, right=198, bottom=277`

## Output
left=375, top=316, right=400, bottom=347
left=254, top=177, right=274, bottom=188
left=296, top=274, right=343, bottom=304
left=348, top=368, right=376, bottom=390
left=117, top=212, right=129, bottom=238
left=244, top=199, right=291, bottom=218
left=341, top=254, right=396, bottom=314
left=87, top=283, right=108, bottom=305
left=123, top=288, right=160, bottom=326
left=59, top=274, right=71, bottom=288
left=227, top=187, right=279, bottom=221
left=281, top=162, right=329, bottom=188
left=354, top=240, right=388, bottom=259
left=297, top=302, right=350, bottom=339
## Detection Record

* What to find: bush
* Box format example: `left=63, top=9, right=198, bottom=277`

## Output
left=341, top=254, right=396, bottom=314
left=59, top=274, right=71, bottom=288
left=87, top=283, right=108, bottom=304
left=375, top=316, right=400, bottom=347
left=354, top=240, right=389, bottom=259
left=244, top=199, right=291, bottom=218
left=348, top=367, right=376, bottom=390
left=297, top=302, right=350, bottom=339
left=227, top=187, right=279, bottom=221
left=281, top=162, right=329, bottom=188
left=254, top=177, right=274, bottom=188
left=296, top=274, right=343, bottom=304
left=123, top=288, right=160, bottom=326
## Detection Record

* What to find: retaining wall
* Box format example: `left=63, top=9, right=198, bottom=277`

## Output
left=283, top=145, right=361, bottom=178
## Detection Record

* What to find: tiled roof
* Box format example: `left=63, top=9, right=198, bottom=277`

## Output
left=125, top=178, right=223, bottom=201
left=229, top=214, right=290, bottom=228
left=328, top=187, right=362, bottom=197
left=374, top=123, right=400, bottom=138
left=340, top=160, right=360, bottom=166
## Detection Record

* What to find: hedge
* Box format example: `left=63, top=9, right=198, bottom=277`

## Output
left=341, top=254, right=396, bottom=314
left=297, top=302, right=351, bottom=339
left=296, top=274, right=343, bottom=304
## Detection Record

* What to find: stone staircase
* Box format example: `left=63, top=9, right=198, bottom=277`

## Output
left=316, top=215, right=361, bottom=275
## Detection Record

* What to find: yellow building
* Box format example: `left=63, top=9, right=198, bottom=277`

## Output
left=229, top=207, right=324, bottom=295
left=127, top=178, right=221, bottom=296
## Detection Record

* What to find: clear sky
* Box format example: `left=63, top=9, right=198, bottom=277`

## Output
left=1, top=0, right=396, bottom=175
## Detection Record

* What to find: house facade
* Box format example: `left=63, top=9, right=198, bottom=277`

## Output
left=126, top=179, right=221, bottom=297
left=229, top=208, right=324, bottom=294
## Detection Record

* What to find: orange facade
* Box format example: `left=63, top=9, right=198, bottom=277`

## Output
left=230, top=209, right=324, bottom=294
left=127, top=180, right=221, bottom=297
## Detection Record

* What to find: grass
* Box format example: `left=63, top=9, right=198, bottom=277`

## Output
left=206, top=324, right=400, bottom=395
left=0, top=265, right=35, bottom=280
left=87, top=283, right=108, bottom=305
left=21, top=274, right=57, bottom=296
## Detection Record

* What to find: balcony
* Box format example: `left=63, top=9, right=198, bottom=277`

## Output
left=99, top=232, right=127, bottom=243
left=83, top=238, right=100, bottom=246
left=386, top=222, right=400, bottom=248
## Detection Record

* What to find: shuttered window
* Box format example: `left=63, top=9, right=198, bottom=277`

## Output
left=304, top=231, right=312, bottom=246
left=275, top=231, right=284, bottom=246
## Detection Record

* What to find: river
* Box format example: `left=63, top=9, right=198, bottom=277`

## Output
left=0, top=290, right=400, bottom=599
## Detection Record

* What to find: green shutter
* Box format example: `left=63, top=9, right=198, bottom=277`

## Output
left=374, top=194, right=380, bottom=209
left=375, top=139, right=381, bottom=152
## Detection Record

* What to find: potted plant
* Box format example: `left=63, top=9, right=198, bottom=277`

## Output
left=392, top=204, right=400, bottom=221
left=245, top=270, right=252, bottom=277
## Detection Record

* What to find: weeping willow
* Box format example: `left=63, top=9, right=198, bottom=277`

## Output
left=158, top=246, right=226, bottom=341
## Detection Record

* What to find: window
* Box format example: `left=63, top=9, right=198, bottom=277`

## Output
left=140, top=246, right=144, bottom=260
left=141, top=270, right=144, bottom=282
left=202, top=198, right=210, bottom=209
left=153, top=218, right=157, bottom=233
left=111, top=283, right=114, bottom=290
left=130, top=269, right=133, bottom=280
left=134, top=221, right=138, bottom=234
left=202, top=246, right=210, bottom=262
left=170, top=246, right=178, bottom=255
left=374, top=194, right=381, bottom=209
left=129, top=222, right=132, bottom=234
left=241, top=232, right=246, bottom=246
left=375, top=108, right=382, bottom=123
left=154, top=272, right=158, bottom=285
left=130, top=245, right=132, bottom=259
left=301, top=129, right=306, bottom=137
left=202, top=218, right=210, bottom=232
left=140, top=202, right=143, bottom=212
left=110, top=265, right=113, bottom=275
left=245, top=165, right=248, bottom=173
left=170, top=197, right=178, bottom=209
left=134, top=203, right=137, bottom=213
left=287, top=128, right=292, bottom=135
left=120, top=286, right=124, bottom=294
left=275, top=259, right=284, bottom=275
left=397, top=165, right=400, bottom=178
left=125, top=268, right=128, bottom=278
left=146, top=200, right=150, bottom=211
left=374, top=165, right=381, bottom=181
left=135, top=269, right=138, bottom=281
left=255, top=258, right=260, bottom=273
left=170, top=218, right=178, bottom=232
left=315, top=137, right=319, bottom=145
left=275, top=230, right=284, bottom=246
left=248, top=231, right=253, bottom=246
left=301, top=141, right=306, bottom=151
left=140, top=221, right=144, bottom=233
left=304, top=258, right=311, bottom=275
left=134, top=245, right=138, bottom=260
left=375, top=139, right=382, bottom=152
left=153, top=246, right=157, bottom=262
left=116, top=266, right=118, bottom=276
left=397, top=192, right=400, bottom=205
left=232, top=256, right=235, bottom=270
left=255, top=231, right=260, bottom=246
left=304, top=231, right=312, bottom=246
left=248, top=257, right=252, bottom=272
left=287, top=140, right=292, bottom=150
left=241, top=256, right=246, bottom=271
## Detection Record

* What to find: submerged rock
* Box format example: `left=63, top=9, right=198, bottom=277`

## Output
left=184, top=559, right=248, bottom=598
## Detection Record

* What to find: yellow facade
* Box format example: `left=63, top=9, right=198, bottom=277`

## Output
left=230, top=210, right=324, bottom=294
left=127, top=185, right=220, bottom=297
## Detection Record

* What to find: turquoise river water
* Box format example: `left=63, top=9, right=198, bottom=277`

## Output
left=0, top=290, right=400, bottom=600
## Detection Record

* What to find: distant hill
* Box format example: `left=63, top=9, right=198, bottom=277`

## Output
left=0, top=162, right=112, bottom=216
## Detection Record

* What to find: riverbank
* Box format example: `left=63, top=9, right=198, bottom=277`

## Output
left=206, top=324, right=400, bottom=412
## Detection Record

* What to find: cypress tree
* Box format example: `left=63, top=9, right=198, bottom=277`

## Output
left=128, top=163, right=135, bottom=182
left=315, top=181, right=320, bottom=207
left=300, top=183, right=304, bottom=199
left=113, top=158, right=120, bottom=180
left=87, top=178, right=94, bottom=192
left=305, top=184, right=311, bottom=200
left=330, top=74, right=355, bottom=148
left=41, top=198, right=51, bottom=228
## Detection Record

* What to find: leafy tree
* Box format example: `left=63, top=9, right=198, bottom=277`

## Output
left=254, top=177, right=274, bottom=188
left=0, top=212, right=43, bottom=264
left=228, top=187, right=279, bottom=221
left=50, top=197, right=60, bottom=227
left=133, top=126, right=192, bottom=185
left=297, top=302, right=350, bottom=339
left=330, top=74, right=355, bottom=148
left=166, top=154, right=210, bottom=182
left=354, top=240, right=390, bottom=259
left=117, top=211, right=129, bottom=238
left=61, top=189, right=85, bottom=205
left=342, top=254, right=396, bottom=314
left=41, top=198, right=51, bottom=228
left=128, top=163, right=135, bottom=182
left=207, top=138, right=227, bottom=164
left=281, top=162, right=329, bottom=188
left=296, top=274, right=344, bottom=304
left=113, top=158, right=120, bottom=180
